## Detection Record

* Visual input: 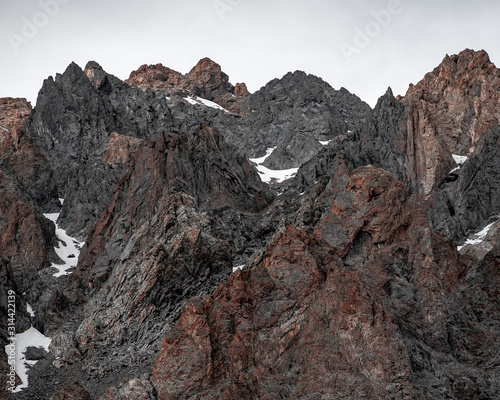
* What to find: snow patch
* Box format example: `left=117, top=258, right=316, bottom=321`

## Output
left=319, top=140, right=332, bottom=146
left=0, top=125, right=9, bottom=132
left=5, top=327, right=51, bottom=392
left=452, top=154, right=468, bottom=165
left=450, top=154, right=468, bottom=173
left=458, top=220, right=497, bottom=251
left=44, top=204, right=84, bottom=277
left=254, top=165, right=299, bottom=184
left=249, top=147, right=275, bottom=165
left=184, top=96, right=232, bottom=113
left=232, top=265, right=245, bottom=273
left=26, top=304, right=35, bottom=318
left=250, top=147, right=299, bottom=184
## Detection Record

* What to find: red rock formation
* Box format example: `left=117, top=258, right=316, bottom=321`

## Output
left=49, top=382, right=93, bottom=400
left=402, top=49, right=500, bottom=154
left=100, top=377, right=156, bottom=400
left=0, top=98, right=59, bottom=208
left=0, top=168, right=56, bottom=292
left=397, top=49, right=500, bottom=195
left=126, top=58, right=249, bottom=114
left=102, top=132, right=144, bottom=165
left=126, top=64, right=186, bottom=92
left=151, top=166, right=475, bottom=399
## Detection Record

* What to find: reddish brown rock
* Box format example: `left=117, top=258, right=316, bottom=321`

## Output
left=402, top=49, right=500, bottom=155
left=185, top=57, right=234, bottom=98
left=49, top=382, right=93, bottom=400
left=126, top=64, right=186, bottom=92
left=0, top=97, right=59, bottom=209
left=99, top=377, right=156, bottom=400
left=234, top=82, right=249, bottom=97
left=126, top=58, right=249, bottom=114
left=150, top=165, right=498, bottom=399
left=0, top=168, right=57, bottom=292
left=102, top=132, right=144, bottom=165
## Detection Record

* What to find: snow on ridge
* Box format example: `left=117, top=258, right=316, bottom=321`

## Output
left=457, top=220, right=498, bottom=251
left=319, top=140, right=332, bottom=146
left=450, top=154, right=468, bottom=174
left=184, top=96, right=232, bottom=113
left=452, top=154, right=468, bottom=165
left=249, top=147, right=275, bottom=165
left=249, top=147, right=299, bottom=184
left=5, top=326, right=51, bottom=392
left=232, top=265, right=245, bottom=273
left=43, top=201, right=84, bottom=277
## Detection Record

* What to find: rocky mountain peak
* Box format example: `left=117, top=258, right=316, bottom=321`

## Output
left=3, top=49, right=500, bottom=400
left=186, top=57, right=229, bottom=88
left=402, top=48, right=500, bottom=154
left=127, top=58, right=249, bottom=114
left=126, top=63, right=186, bottom=91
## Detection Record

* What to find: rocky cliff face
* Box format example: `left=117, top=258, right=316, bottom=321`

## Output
left=4, top=49, right=500, bottom=400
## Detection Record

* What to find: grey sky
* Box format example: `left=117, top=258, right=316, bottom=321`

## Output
left=0, top=0, right=498, bottom=107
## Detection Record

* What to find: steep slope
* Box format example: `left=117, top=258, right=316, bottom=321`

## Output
left=128, top=58, right=371, bottom=173
left=152, top=166, right=500, bottom=399
left=25, top=62, right=175, bottom=239
left=401, top=49, right=500, bottom=155
left=0, top=98, right=59, bottom=211
left=219, top=71, right=371, bottom=170
left=39, top=125, right=274, bottom=398
left=4, top=49, right=500, bottom=400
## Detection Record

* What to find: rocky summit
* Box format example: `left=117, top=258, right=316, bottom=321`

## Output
left=1, top=49, right=500, bottom=400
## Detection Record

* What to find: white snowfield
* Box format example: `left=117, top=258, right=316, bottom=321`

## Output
left=5, top=327, right=51, bottom=392
left=249, top=147, right=299, bottom=184
left=184, top=96, right=232, bottom=113
left=450, top=154, right=468, bottom=173
left=319, top=139, right=332, bottom=146
left=458, top=220, right=498, bottom=251
left=43, top=199, right=84, bottom=277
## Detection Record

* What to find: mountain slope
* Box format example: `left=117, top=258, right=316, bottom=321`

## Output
left=2, top=49, right=500, bottom=400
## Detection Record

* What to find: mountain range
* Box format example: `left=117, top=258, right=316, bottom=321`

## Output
left=0, top=48, right=499, bottom=399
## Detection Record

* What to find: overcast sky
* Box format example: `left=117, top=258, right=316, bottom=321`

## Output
left=1, top=0, right=498, bottom=108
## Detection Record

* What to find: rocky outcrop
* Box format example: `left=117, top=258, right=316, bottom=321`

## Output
left=439, top=123, right=500, bottom=239
left=127, top=58, right=248, bottom=114
left=0, top=165, right=59, bottom=292
left=42, top=125, right=273, bottom=397
left=401, top=49, right=500, bottom=155
left=5, top=49, right=500, bottom=400
left=152, top=166, right=499, bottom=399
left=102, top=132, right=144, bottom=165
left=99, top=377, right=156, bottom=400
left=0, top=98, right=59, bottom=211
left=213, top=71, right=371, bottom=171
left=25, top=61, right=175, bottom=239
left=49, top=382, right=92, bottom=400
